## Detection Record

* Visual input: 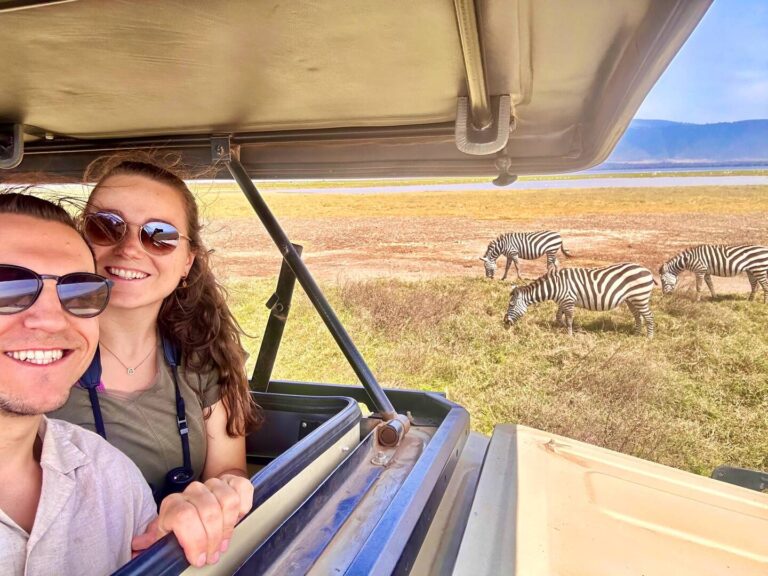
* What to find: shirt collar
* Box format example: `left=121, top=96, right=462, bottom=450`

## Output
left=38, top=417, right=89, bottom=475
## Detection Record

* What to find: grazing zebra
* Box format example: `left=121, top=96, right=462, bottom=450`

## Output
left=659, top=244, right=768, bottom=302
left=480, top=231, right=572, bottom=280
left=504, top=263, right=656, bottom=338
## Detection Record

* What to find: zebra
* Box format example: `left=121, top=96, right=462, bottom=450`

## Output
left=480, top=231, right=572, bottom=280
left=504, top=263, right=656, bottom=338
left=659, top=244, right=768, bottom=302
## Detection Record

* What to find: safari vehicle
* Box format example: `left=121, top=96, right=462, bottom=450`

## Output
left=1, top=0, right=766, bottom=574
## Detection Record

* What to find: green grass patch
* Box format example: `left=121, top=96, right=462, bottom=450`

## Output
left=229, top=277, right=768, bottom=476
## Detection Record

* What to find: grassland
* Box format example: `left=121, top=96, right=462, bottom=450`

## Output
left=229, top=277, right=768, bottom=476
left=194, top=184, right=768, bottom=220
left=214, top=183, right=768, bottom=477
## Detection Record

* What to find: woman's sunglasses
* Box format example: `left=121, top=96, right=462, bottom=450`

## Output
left=82, top=211, right=191, bottom=256
left=0, top=264, right=112, bottom=318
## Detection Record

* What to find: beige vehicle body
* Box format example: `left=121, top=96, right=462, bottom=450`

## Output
left=1, top=1, right=765, bottom=574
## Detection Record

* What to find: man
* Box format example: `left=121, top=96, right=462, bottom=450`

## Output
left=0, top=193, right=252, bottom=575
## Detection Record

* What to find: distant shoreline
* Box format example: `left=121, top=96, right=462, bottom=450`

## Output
left=257, top=166, right=768, bottom=189
left=256, top=175, right=768, bottom=194
left=591, top=162, right=768, bottom=174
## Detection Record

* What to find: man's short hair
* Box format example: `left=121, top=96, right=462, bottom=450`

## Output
left=0, top=190, right=77, bottom=229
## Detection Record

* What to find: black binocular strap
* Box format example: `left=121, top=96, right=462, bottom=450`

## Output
left=163, top=337, right=192, bottom=474
left=80, top=346, right=107, bottom=439
left=80, top=336, right=192, bottom=473
left=170, top=363, right=192, bottom=473
left=87, top=386, right=107, bottom=439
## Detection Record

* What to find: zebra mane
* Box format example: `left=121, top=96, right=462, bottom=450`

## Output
left=662, top=249, right=690, bottom=273
left=517, top=271, right=555, bottom=294
left=483, top=234, right=507, bottom=259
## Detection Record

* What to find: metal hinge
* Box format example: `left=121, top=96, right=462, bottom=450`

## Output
left=0, top=123, right=23, bottom=169
left=455, top=95, right=515, bottom=155
left=211, top=136, right=232, bottom=162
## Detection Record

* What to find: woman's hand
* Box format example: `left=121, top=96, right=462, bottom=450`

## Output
left=217, top=472, right=254, bottom=504
left=130, top=476, right=254, bottom=567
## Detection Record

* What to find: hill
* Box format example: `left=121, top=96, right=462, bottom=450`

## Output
left=603, top=119, right=768, bottom=169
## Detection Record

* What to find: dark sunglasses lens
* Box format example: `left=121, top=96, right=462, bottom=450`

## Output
left=141, top=221, right=181, bottom=255
left=57, top=273, right=111, bottom=318
left=0, top=266, right=40, bottom=314
left=84, top=213, right=126, bottom=246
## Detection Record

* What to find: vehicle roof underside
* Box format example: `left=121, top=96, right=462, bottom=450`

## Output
left=0, top=0, right=711, bottom=180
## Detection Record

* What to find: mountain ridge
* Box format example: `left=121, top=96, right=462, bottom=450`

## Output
left=603, top=119, right=768, bottom=168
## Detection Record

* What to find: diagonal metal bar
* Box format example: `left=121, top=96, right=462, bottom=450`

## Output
left=226, top=155, right=397, bottom=420
left=251, top=244, right=302, bottom=392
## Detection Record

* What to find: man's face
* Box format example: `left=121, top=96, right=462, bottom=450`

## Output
left=0, top=214, right=99, bottom=416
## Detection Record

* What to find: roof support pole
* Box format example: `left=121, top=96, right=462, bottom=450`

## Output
left=453, top=0, right=492, bottom=130
left=222, top=146, right=404, bottom=429
left=453, top=1, right=512, bottom=155
left=251, top=243, right=303, bottom=392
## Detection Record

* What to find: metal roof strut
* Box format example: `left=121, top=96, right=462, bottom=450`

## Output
left=453, top=0, right=514, bottom=156
left=213, top=136, right=411, bottom=447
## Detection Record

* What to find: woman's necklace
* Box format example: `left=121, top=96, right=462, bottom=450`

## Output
left=100, top=340, right=155, bottom=376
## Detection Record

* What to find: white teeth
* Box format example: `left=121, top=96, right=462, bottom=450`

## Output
left=107, top=267, right=148, bottom=280
left=5, top=349, right=64, bottom=365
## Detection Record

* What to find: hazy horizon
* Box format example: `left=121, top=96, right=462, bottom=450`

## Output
left=633, top=118, right=768, bottom=125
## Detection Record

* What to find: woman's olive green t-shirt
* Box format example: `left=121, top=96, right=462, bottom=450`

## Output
left=50, top=346, right=220, bottom=491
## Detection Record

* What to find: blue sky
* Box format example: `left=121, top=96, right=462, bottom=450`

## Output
left=635, top=0, right=768, bottom=123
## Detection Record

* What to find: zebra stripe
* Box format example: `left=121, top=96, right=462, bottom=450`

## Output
left=480, top=231, right=572, bottom=280
left=504, top=263, right=655, bottom=338
left=659, top=244, right=768, bottom=302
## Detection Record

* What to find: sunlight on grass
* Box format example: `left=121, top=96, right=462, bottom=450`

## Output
left=195, top=185, right=768, bottom=220
left=228, top=276, right=768, bottom=476
left=189, top=179, right=768, bottom=478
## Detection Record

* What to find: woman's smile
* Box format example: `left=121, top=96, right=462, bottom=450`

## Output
left=105, top=266, right=150, bottom=281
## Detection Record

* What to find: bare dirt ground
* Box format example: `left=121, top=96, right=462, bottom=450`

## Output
left=205, top=211, right=768, bottom=294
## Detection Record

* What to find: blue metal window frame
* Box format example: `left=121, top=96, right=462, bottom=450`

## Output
left=112, top=383, right=468, bottom=576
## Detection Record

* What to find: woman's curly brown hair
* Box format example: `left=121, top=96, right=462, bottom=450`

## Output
left=83, top=152, right=261, bottom=437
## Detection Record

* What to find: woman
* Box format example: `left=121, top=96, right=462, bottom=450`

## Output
left=52, top=155, right=260, bottom=502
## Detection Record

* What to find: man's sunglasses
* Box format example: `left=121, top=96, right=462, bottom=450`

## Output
left=82, top=211, right=191, bottom=256
left=0, top=264, right=112, bottom=318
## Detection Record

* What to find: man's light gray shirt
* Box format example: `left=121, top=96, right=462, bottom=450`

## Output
left=0, top=417, right=156, bottom=576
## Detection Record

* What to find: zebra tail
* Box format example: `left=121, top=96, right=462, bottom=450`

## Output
left=561, top=245, right=573, bottom=258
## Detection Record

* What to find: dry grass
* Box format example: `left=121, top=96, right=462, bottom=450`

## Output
left=211, top=181, right=768, bottom=477
left=229, top=277, right=768, bottom=476
left=336, top=279, right=470, bottom=337
left=195, top=185, right=768, bottom=220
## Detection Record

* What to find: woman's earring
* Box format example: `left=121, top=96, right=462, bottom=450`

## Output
left=180, top=276, right=188, bottom=289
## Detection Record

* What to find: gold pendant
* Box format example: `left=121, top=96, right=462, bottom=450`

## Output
left=127, top=368, right=135, bottom=375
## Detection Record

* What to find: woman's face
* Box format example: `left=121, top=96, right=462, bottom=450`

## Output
left=87, top=173, right=195, bottom=314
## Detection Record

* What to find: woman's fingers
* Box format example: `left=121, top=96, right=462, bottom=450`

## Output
left=149, top=477, right=253, bottom=567
left=156, top=482, right=223, bottom=567
left=156, top=490, right=212, bottom=567
left=188, top=481, right=226, bottom=565
left=203, top=477, right=241, bottom=544
left=218, top=473, right=254, bottom=519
